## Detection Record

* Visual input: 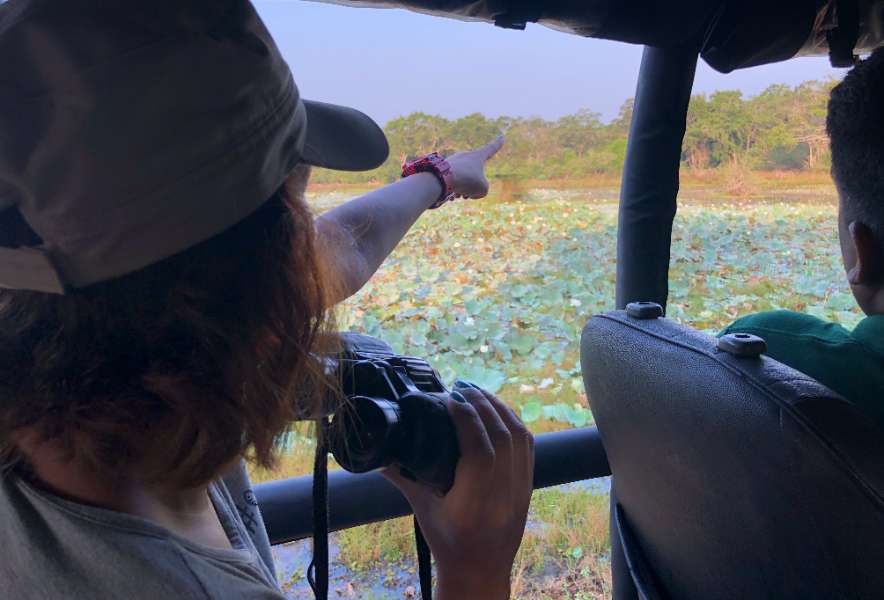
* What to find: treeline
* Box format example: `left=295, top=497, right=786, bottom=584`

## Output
left=311, top=79, right=835, bottom=184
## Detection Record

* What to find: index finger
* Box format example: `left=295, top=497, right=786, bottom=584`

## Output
left=480, top=134, right=505, bottom=160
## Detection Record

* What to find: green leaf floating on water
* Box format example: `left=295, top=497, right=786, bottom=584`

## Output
left=541, top=403, right=592, bottom=427
left=570, top=377, right=585, bottom=394
left=506, top=330, right=536, bottom=354
left=567, top=406, right=589, bottom=428
left=520, top=401, right=543, bottom=423
left=445, top=330, right=470, bottom=348
left=455, top=365, right=507, bottom=393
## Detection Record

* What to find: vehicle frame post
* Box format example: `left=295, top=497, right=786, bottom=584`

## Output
left=616, top=44, right=699, bottom=311
left=613, top=43, right=699, bottom=600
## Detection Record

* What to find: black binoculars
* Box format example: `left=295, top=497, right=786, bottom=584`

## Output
left=328, top=333, right=459, bottom=495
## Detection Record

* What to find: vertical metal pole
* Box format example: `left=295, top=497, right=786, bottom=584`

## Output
left=611, top=44, right=698, bottom=600
left=615, top=45, right=699, bottom=310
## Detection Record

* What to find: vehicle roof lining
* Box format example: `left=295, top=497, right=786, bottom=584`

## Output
left=307, top=0, right=884, bottom=71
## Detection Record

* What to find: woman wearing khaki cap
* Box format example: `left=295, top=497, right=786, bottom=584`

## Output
left=0, top=1, right=533, bottom=598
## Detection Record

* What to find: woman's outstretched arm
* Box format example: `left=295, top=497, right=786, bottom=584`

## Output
left=315, top=136, right=504, bottom=302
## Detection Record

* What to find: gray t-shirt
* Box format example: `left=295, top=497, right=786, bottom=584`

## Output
left=0, top=461, right=284, bottom=599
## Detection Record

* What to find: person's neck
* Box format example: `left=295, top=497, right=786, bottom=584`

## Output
left=13, top=431, right=232, bottom=549
left=864, top=293, right=884, bottom=316
left=853, top=285, right=884, bottom=317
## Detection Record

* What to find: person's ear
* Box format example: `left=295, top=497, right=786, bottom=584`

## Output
left=847, top=221, right=884, bottom=286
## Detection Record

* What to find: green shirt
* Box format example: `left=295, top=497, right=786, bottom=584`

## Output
left=720, top=311, right=884, bottom=428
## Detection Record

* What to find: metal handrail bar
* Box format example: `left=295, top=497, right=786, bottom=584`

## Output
left=256, top=426, right=610, bottom=545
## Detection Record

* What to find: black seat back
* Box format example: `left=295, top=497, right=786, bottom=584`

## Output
left=581, top=311, right=884, bottom=600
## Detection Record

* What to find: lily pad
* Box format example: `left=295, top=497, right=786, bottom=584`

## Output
left=520, top=401, right=543, bottom=423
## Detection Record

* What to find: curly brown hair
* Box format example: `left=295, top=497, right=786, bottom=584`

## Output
left=0, top=167, right=336, bottom=487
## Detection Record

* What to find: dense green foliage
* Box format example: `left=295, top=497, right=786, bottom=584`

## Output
left=311, top=79, right=836, bottom=184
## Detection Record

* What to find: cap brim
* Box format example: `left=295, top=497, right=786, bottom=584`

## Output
left=301, top=100, right=389, bottom=171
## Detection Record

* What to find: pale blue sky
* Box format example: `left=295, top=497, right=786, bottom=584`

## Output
left=255, top=0, right=843, bottom=125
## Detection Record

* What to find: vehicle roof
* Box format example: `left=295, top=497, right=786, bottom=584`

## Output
left=313, top=1, right=884, bottom=71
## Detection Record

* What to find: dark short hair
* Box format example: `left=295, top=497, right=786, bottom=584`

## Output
left=827, top=47, right=884, bottom=245
left=0, top=173, right=335, bottom=486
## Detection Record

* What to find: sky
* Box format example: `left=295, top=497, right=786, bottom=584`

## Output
left=255, top=0, right=844, bottom=125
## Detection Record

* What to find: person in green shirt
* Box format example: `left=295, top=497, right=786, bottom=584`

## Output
left=721, top=48, right=884, bottom=428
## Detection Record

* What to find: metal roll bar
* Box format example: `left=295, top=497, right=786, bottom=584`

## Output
left=616, top=44, right=699, bottom=310
left=256, top=427, right=611, bottom=545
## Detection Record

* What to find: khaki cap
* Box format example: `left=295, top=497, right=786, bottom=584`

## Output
left=0, top=0, right=389, bottom=293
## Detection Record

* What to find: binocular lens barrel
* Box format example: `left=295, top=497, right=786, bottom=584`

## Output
left=330, top=396, right=400, bottom=473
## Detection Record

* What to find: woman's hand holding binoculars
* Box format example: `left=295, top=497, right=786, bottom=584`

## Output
left=384, top=381, right=534, bottom=600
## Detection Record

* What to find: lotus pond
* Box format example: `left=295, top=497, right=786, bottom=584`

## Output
left=335, top=184, right=857, bottom=433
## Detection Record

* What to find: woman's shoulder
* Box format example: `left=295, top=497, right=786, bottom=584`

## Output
left=0, top=470, right=284, bottom=599
left=0, top=472, right=190, bottom=597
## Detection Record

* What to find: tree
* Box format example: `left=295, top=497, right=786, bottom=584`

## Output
left=310, top=78, right=837, bottom=185
left=554, top=109, right=604, bottom=156
left=385, top=112, right=450, bottom=161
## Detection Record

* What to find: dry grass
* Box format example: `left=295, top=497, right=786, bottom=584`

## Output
left=512, top=485, right=615, bottom=599
left=337, top=517, right=415, bottom=572
left=514, top=558, right=612, bottom=600
left=298, top=487, right=613, bottom=599
left=306, top=170, right=834, bottom=201
left=249, top=425, right=333, bottom=485
left=514, top=488, right=610, bottom=578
